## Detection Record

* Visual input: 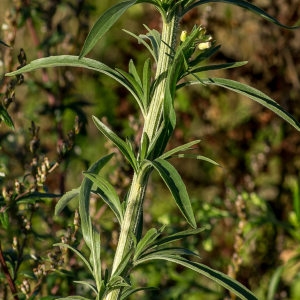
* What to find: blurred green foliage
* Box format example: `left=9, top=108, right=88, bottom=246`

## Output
left=0, top=0, right=300, bottom=299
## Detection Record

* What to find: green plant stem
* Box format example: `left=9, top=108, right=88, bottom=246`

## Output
left=104, top=12, right=179, bottom=300
left=143, top=13, right=178, bottom=142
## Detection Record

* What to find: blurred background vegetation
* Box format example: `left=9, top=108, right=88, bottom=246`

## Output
left=0, top=0, right=299, bottom=299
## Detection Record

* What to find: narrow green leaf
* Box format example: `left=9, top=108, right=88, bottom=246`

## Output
left=79, top=154, right=114, bottom=291
left=84, top=172, right=123, bottom=224
left=5, top=55, right=143, bottom=112
left=151, top=158, right=196, bottom=228
left=188, top=45, right=221, bottom=69
left=134, top=226, right=165, bottom=261
left=185, top=0, right=300, bottom=29
left=55, top=188, right=80, bottom=215
left=141, top=247, right=198, bottom=258
left=92, top=116, right=138, bottom=171
left=134, top=255, right=257, bottom=300
left=53, top=243, right=93, bottom=275
left=159, top=140, right=201, bottom=160
left=6, top=55, right=119, bottom=77
left=0, top=106, right=14, bottom=129
left=175, top=154, right=220, bottom=166
left=142, top=58, right=152, bottom=109
left=141, top=25, right=161, bottom=61
left=128, top=59, right=142, bottom=88
left=123, top=29, right=156, bottom=62
left=182, top=78, right=300, bottom=131
left=139, top=132, right=149, bottom=161
left=109, top=249, right=132, bottom=279
left=73, top=281, right=98, bottom=294
left=116, top=67, right=145, bottom=115
left=151, top=227, right=208, bottom=249
left=189, top=61, right=248, bottom=74
left=79, top=0, right=138, bottom=58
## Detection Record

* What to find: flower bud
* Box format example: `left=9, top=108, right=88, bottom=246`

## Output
left=198, top=41, right=211, bottom=50
left=180, top=30, right=187, bottom=42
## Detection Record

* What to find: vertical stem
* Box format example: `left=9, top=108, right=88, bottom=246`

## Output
left=104, top=11, right=180, bottom=300
left=143, top=13, right=179, bottom=142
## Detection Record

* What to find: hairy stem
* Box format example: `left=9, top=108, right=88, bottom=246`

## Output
left=104, top=11, right=180, bottom=300
left=143, top=13, right=178, bottom=142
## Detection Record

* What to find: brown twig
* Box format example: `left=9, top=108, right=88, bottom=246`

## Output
left=0, top=242, right=19, bottom=300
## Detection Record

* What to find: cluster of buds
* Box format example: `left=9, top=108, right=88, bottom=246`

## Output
left=180, top=25, right=213, bottom=51
left=33, top=263, right=47, bottom=279
left=20, top=279, right=31, bottom=298
left=30, top=156, right=51, bottom=187
left=36, top=157, right=50, bottom=186
left=48, top=247, right=64, bottom=270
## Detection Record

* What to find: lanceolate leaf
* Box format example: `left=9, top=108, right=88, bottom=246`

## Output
left=159, top=140, right=201, bottom=160
left=53, top=243, right=93, bottom=275
left=55, top=188, right=80, bottom=215
left=150, top=227, right=208, bottom=249
left=92, top=116, right=138, bottom=171
left=0, top=105, right=14, bottom=129
left=79, top=0, right=138, bottom=58
left=134, top=255, right=257, bottom=300
left=181, top=78, right=300, bottom=131
left=189, top=61, right=248, bottom=75
left=151, top=158, right=196, bottom=228
left=73, top=281, right=98, bottom=294
left=5, top=56, right=142, bottom=111
left=134, top=226, right=165, bottom=261
left=185, top=0, right=300, bottom=30
left=79, top=154, right=114, bottom=291
left=175, top=154, right=220, bottom=166
left=142, top=58, right=152, bottom=109
left=123, top=29, right=156, bottom=62
left=84, top=172, right=123, bottom=224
